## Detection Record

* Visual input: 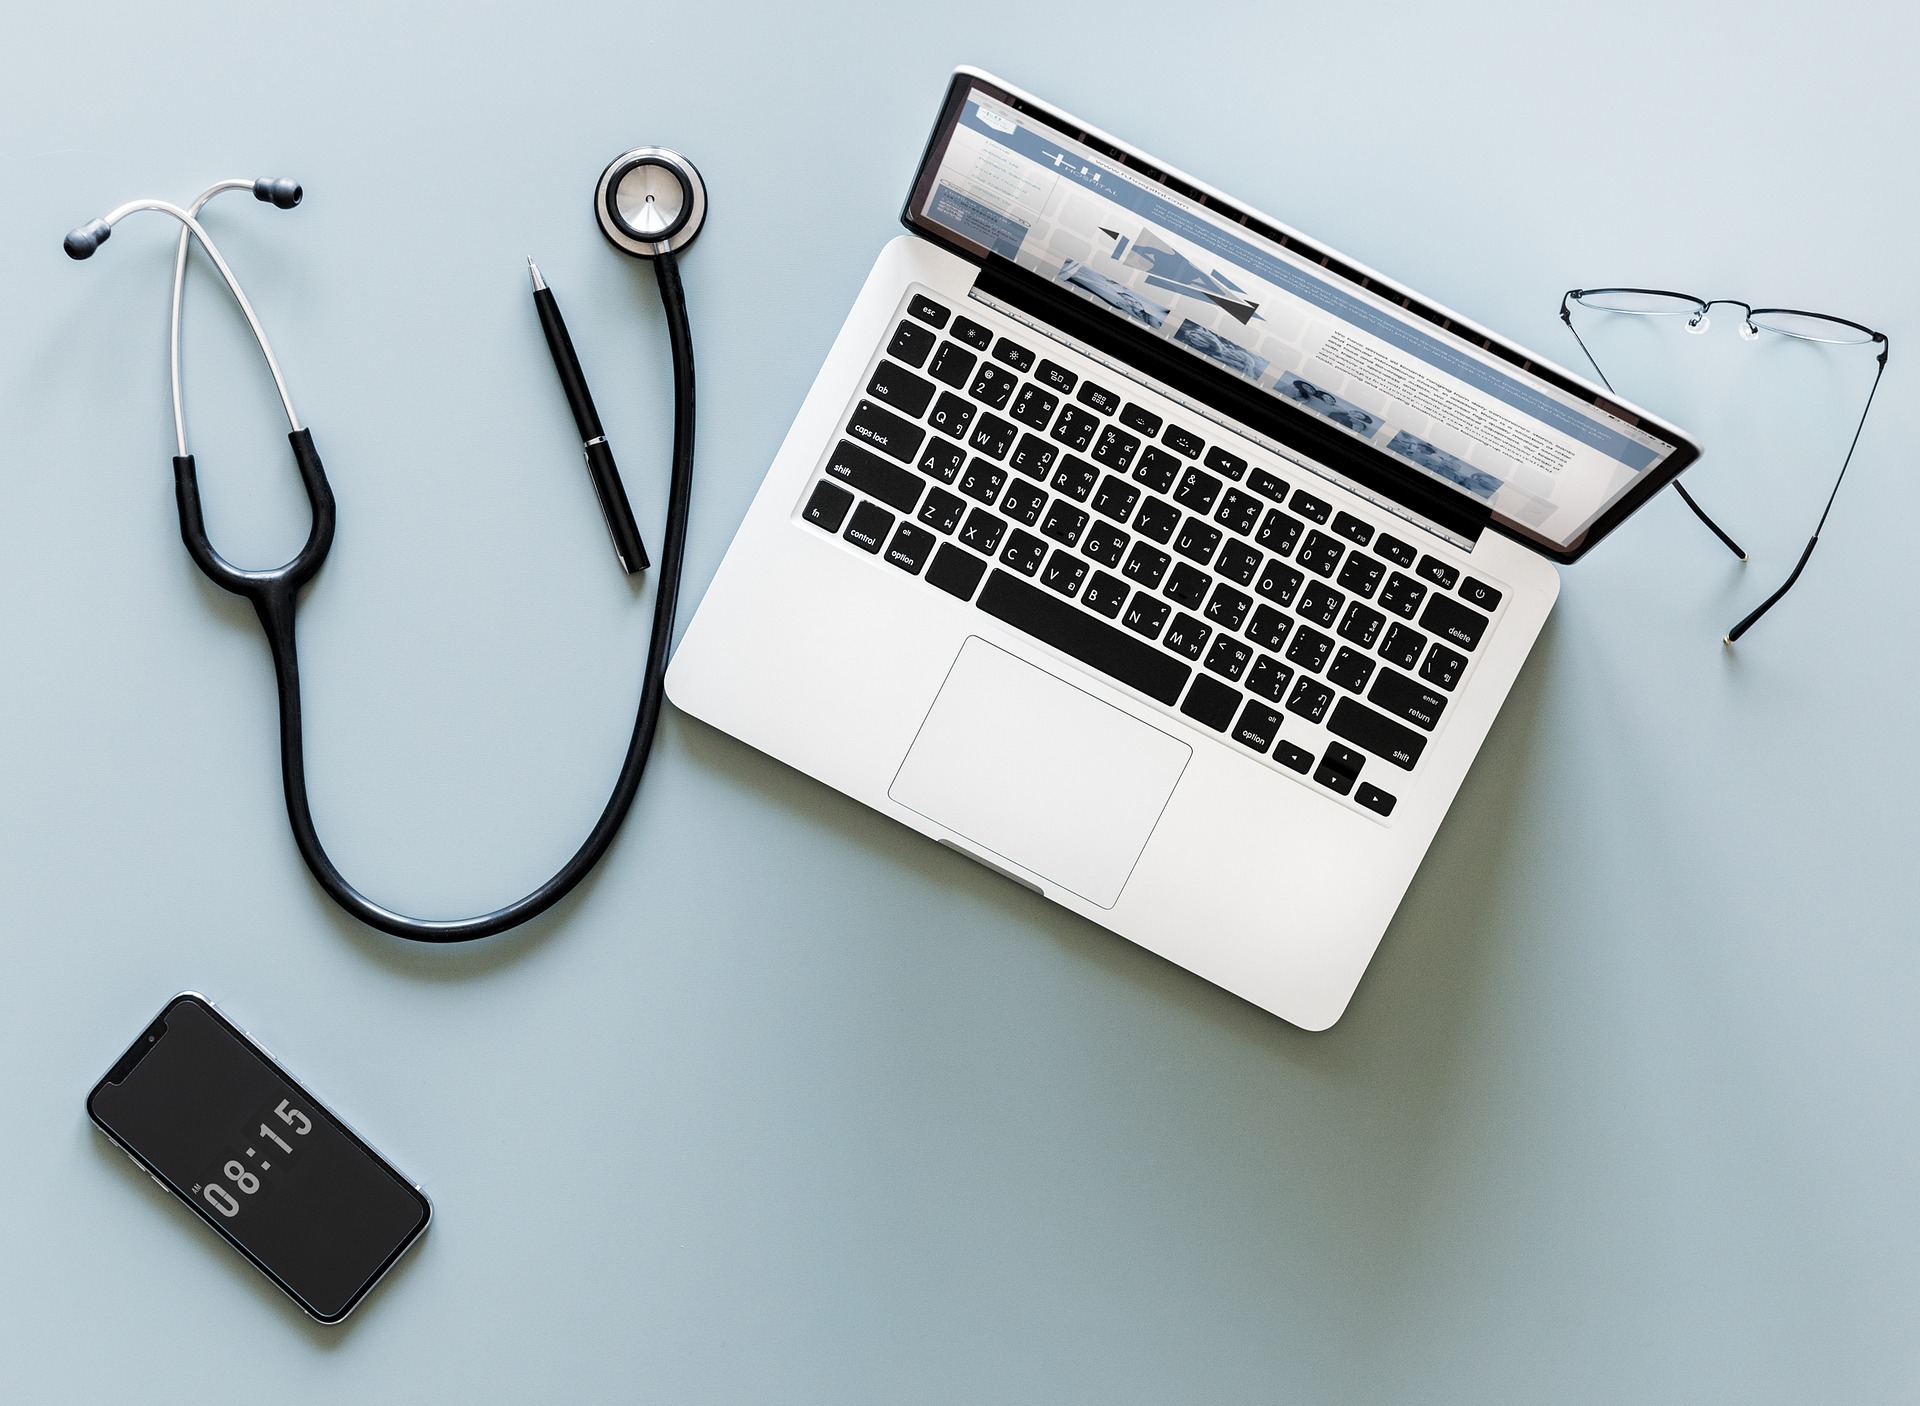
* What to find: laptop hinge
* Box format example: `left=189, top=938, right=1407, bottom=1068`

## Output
left=973, top=258, right=1491, bottom=548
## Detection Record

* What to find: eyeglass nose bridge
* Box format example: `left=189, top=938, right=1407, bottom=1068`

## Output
left=1688, top=297, right=1760, bottom=337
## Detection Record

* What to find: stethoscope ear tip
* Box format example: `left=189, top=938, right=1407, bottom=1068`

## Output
left=253, top=177, right=304, bottom=210
left=63, top=219, right=111, bottom=260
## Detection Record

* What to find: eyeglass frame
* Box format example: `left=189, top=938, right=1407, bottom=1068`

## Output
left=1558, top=287, right=1889, bottom=643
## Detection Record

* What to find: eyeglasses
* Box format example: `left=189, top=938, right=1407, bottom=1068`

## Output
left=1558, top=288, right=1888, bottom=643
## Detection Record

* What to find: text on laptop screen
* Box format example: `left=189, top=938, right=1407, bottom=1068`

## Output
left=916, top=88, right=1680, bottom=551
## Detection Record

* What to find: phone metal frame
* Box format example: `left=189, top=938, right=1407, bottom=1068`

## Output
left=86, top=992, right=432, bottom=1325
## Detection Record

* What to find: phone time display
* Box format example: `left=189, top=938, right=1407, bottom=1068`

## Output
left=194, top=1098, right=313, bottom=1219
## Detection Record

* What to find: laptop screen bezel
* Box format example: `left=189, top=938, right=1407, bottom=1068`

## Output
left=899, top=68, right=1701, bottom=565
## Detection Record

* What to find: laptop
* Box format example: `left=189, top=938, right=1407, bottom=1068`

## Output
left=666, top=68, right=1699, bottom=1029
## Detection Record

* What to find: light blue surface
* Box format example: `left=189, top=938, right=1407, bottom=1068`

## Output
left=3, top=2, right=1916, bottom=1400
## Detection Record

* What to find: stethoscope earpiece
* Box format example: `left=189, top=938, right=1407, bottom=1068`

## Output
left=595, top=147, right=705, bottom=258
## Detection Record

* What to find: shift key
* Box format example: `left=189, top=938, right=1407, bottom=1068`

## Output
left=823, top=439, right=924, bottom=514
left=845, top=398, right=926, bottom=463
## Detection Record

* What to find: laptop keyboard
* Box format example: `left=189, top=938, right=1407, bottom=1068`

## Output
left=793, top=288, right=1506, bottom=822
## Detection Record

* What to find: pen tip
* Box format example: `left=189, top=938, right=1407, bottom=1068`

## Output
left=527, top=257, right=546, bottom=292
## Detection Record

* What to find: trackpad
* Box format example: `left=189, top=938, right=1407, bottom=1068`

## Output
left=890, top=637, right=1191, bottom=909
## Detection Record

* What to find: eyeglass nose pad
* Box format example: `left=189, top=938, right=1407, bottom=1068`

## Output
left=1686, top=310, right=1711, bottom=334
left=1738, top=320, right=1761, bottom=341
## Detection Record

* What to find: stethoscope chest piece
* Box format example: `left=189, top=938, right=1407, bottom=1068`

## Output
left=596, top=148, right=706, bottom=258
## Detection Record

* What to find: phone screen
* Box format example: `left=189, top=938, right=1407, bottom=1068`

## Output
left=88, top=995, right=429, bottom=1322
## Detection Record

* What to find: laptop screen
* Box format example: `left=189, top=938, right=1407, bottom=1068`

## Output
left=904, top=76, right=1693, bottom=559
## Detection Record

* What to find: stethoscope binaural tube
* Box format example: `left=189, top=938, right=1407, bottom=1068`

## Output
left=63, top=159, right=702, bottom=943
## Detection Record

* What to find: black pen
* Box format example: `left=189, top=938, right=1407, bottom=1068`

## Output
left=529, top=258, right=649, bottom=574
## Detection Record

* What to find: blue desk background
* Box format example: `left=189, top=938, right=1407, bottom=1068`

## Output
left=4, top=3, right=1916, bottom=1400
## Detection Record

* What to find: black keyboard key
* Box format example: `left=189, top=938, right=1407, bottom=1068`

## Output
left=1204, top=635, right=1252, bottom=682
left=958, top=507, right=1006, bottom=555
left=968, top=364, right=1017, bottom=410
left=1204, top=583, right=1251, bottom=631
left=1354, top=782, right=1396, bottom=817
left=1092, top=424, right=1141, bottom=473
left=1286, top=625, right=1333, bottom=673
left=1460, top=576, right=1503, bottom=611
left=1337, top=602, right=1386, bottom=650
left=1416, top=554, right=1459, bottom=589
left=1330, top=511, right=1373, bottom=547
left=1082, top=569, right=1129, bottom=618
left=1077, top=380, right=1122, bottom=416
left=887, top=320, right=935, bottom=368
left=1000, top=479, right=1047, bottom=526
left=1205, top=445, right=1248, bottom=480
left=1173, top=466, right=1223, bottom=514
left=1162, top=424, right=1205, bottom=459
left=1291, top=489, right=1332, bottom=523
left=1315, top=742, right=1365, bottom=796
left=1420, top=594, right=1489, bottom=652
left=1034, top=359, right=1077, bottom=394
left=1051, top=455, right=1098, bottom=502
left=918, top=438, right=964, bottom=484
left=1373, top=534, right=1416, bottom=569
left=969, top=414, right=1017, bottom=460
left=825, top=438, right=924, bottom=513
left=1233, top=701, right=1283, bottom=754
left=1336, top=553, right=1385, bottom=599
left=1421, top=642, right=1466, bottom=691
left=1286, top=676, right=1334, bottom=724
left=1092, top=475, right=1140, bottom=523
left=802, top=479, right=853, bottom=532
left=1368, top=668, right=1447, bottom=731
left=957, top=459, right=1007, bottom=505
left=867, top=360, right=935, bottom=418
left=1120, top=403, right=1162, bottom=437
left=1274, top=740, right=1314, bottom=773
left=979, top=571, right=1190, bottom=706
left=1379, top=571, right=1427, bottom=620
left=1297, top=581, right=1345, bottom=628
left=1172, top=518, right=1222, bottom=566
left=1040, top=501, right=1089, bottom=547
left=926, top=542, right=986, bottom=600
left=846, top=400, right=924, bottom=463
left=1296, top=530, right=1345, bottom=578
left=1246, top=654, right=1294, bottom=703
left=1327, top=646, right=1375, bottom=694
left=1378, top=622, right=1426, bottom=670
left=1163, top=562, right=1211, bottom=609
left=1000, top=529, right=1047, bottom=576
left=1081, top=520, right=1130, bottom=569
left=992, top=337, right=1034, bottom=372
left=843, top=500, right=893, bottom=553
left=885, top=522, right=936, bottom=574
left=1245, top=606, right=1293, bottom=653
left=1256, top=508, right=1304, bottom=556
left=1214, top=488, right=1262, bottom=537
left=918, top=486, right=965, bottom=535
left=1180, top=675, right=1239, bottom=732
left=1215, top=540, right=1261, bottom=586
left=927, top=391, right=975, bottom=442
left=1254, top=559, right=1304, bottom=609
left=951, top=315, right=992, bottom=350
left=1122, top=541, right=1171, bottom=588
left=1328, top=697, right=1426, bottom=770
left=1163, top=612, right=1211, bottom=661
left=927, top=341, right=976, bottom=389
left=1008, top=432, right=1057, bottom=481
left=908, top=295, right=949, bottom=328
left=1133, top=497, right=1181, bottom=544
left=1249, top=467, right=1290, bottom=503
left=1040, top=549, right=1087, bottom=598
left=1050, top=404, right=1101, bottom=452
left=1133, top=445, right=1182, bottom=494
left=1122, top=592, right=1172, bottom=641
left=1009, top=384, right=1058, bottom=432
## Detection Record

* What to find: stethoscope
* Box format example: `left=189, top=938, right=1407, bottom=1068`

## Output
left=63, top=149, right=707, bottom=943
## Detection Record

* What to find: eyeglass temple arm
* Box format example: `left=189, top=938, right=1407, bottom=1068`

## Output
left=1560, top=292, right=1748, bottom=561
left=1725, top=340, right=1889, bottom=644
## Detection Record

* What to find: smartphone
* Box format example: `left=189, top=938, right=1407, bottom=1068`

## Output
left=87, top=994, right=431, bottom=1323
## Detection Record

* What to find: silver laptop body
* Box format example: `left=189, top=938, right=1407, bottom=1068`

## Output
left=666, top=69, right=1698, bottom=1029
